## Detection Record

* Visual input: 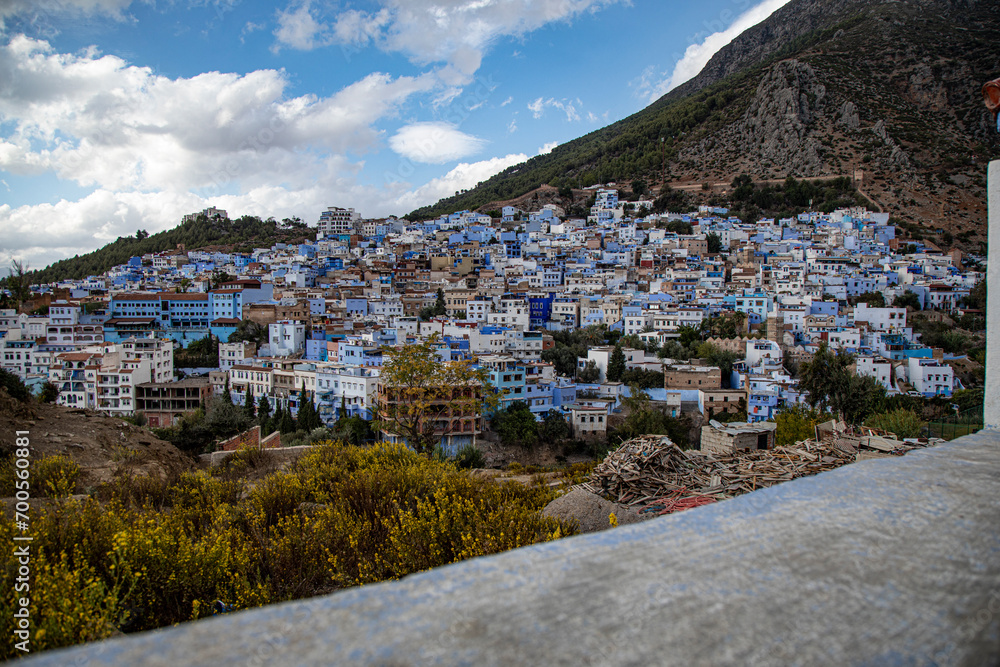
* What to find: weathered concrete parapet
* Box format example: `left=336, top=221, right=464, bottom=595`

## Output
left=986, top=160, right=999, bottom=430
left=29, top=431, right=1000, bottom=666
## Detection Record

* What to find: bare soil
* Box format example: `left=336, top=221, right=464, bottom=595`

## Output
left=0, top=389, right=198, bottom=494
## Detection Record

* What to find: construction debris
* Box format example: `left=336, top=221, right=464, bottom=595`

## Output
left=583, top=429, right=935, bottom=513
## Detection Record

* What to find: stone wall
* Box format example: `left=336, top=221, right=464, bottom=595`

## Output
left=218, top=426, right=281, bottom=452
left=664, top=367, right=721, bottom=390
left=700, top=424, right=773, bottom=455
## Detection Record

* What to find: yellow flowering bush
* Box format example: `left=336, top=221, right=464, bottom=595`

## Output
left=0, top=454, right=81, bottom=498
left=0, top=440, right=577, bottom=660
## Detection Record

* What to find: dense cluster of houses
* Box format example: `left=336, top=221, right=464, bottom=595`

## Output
left=0, top=189, right=980, bottom=451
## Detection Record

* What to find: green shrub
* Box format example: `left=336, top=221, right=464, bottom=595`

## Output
left=865, top=409, right=925, bottom=439
left=453, top=444, right=485, bottom=469
left=0, top=369, right=30, bottom=402
left=774, top=405, right=827, bottom=447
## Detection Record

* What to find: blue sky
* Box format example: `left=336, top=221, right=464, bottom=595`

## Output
left=0, top=0, right=790, bottom=271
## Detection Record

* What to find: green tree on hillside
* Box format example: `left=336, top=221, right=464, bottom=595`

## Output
left=538, top=410, right=570, bottom=442
left=256, top=394, right=271, bottom=428
left=706, top=232, right=722, bottom=254
left=799, top=344, right=886, bottom=424
left=434, top=288, right=447, bottom=316
left=4, top=260, right=32, bottom=311
left=492, top=401, right=539, bottom=448
left=607, top=344, right=626, bottom=383
left=296, top=382, right=322, bottom=431
left=578, top=360, right=600, bottom=383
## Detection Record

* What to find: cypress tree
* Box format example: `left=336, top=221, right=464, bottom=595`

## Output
left=243, top=386, right=255, bottom=422
left=607, top=344, right=626, bottom=382
left=257, top=394, right=271, bottom=425
left=297, top=382, right=321, bottom=431
left=279, top=404, right=296, bottom=434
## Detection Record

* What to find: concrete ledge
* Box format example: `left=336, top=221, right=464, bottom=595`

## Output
left=31, top=431, right=1000, bottom=666
left=198, top=444, right=314, bottom=467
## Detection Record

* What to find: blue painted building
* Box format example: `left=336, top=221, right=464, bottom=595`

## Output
left=529, top=294, right=555, bottom=328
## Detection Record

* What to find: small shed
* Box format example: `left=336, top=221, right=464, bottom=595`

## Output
left=700, top=420, right=777, bottom=455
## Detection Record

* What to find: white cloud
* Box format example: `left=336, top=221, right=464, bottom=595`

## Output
left=527, top=97, right=545, bottom=119
left=272, top=0, right=331, bottom=52
left=390, top=152, right=527, bottom=212
left=537, top=141, right=558, bottom=155
left=0, top=189, right=205, bottom=270
left=331, top=8, right=392, bottom=47
left=640, top=0, right=792, bottom=102
left=272, top=0, right=624, bottom=86
left=0, top=35, right=446, bottom=269
left=241, top=21, right=265, bottom=43
left=0, top=0, right=132, bottom=29
left=507, top=117, right=517, bottom=134
left=388, top=121, right=486, bottom=164
left=1, top=151, right=531, bottom=270
left=501, top=96, right=513, bottom=107
left=527, top=97, right=580, bottom=122
left=0, top=35, right=434, bottom=192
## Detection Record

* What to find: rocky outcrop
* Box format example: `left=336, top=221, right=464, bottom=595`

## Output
left=676, top=59, right=831, bottom=176
left=837, top=101, right=860, bottom=129
left=869, top=119, right=910, bottom=169
left=720, top=60, right=828, bottom=176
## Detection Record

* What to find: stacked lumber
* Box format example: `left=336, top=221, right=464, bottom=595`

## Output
left=582, top=435, right=858, bottom=508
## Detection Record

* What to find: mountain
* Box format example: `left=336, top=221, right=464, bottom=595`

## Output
left=409, top=0, right=999, bottom=249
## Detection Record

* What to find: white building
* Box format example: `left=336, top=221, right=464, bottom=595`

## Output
left=826, top=328, right=862, bottom=351
left=487, top=305, right=529, bottom=330
left=183, top=206, right=228, bottom=223
left=46, top=302, right=103, bottom=348
left=0, top=336, right=39, bottom=378
left=316, top=206, right=361, bottom=238
left=465, top=298, right=494, bottom=323
left=504, top=330, right=544, bottom=362
left=852, top=303, right=907, bottom=333
left=269, top=321, right=306, bottom=357
left=856, top=356, right=894, bottom=392
left=220, top=341, right=257, bottom=372
left=594, top=189, right=619, bottom=210
left=50, top=351, right=101, bottom=409
left=95, top=363, right=151, bottom=418
left=315, top=365, right=380, bottom=421
left=907, top=357, right=954, bottom=398
left=745, top=339, right=782, bottom=368
left=118, top=337, right=174, bottom=384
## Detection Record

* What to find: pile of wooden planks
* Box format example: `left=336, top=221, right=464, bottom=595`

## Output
left=583, top=434, right=860, bottom=507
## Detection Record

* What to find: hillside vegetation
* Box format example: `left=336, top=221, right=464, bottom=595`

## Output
left=0, top=441, right=573, bottom=658
left=31, top=215, right=315, bottom=284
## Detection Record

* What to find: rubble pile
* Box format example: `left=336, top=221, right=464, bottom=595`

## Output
left=584, top=427, right=932, bottom=515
